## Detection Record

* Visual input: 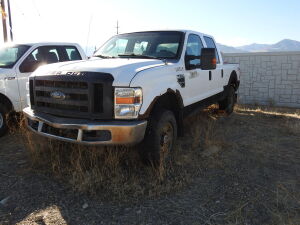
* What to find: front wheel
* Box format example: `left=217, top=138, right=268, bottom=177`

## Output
left=141, top=109, right=177, bottom=167
left=0, top=103, right=9, bottom=137
left=219, top=86, right=236, bottom=115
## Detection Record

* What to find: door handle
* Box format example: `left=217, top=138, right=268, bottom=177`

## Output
left=209, top=71, right=212, bottom=80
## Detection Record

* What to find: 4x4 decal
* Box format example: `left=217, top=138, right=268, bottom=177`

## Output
left=177, top=74, right=185, bottom=88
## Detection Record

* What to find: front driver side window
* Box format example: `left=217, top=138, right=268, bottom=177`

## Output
left=19, top=49, right=43, bottom=73
left=185, top=34, right=204, bottom=69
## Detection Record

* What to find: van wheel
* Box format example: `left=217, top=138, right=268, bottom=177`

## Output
left=141, top=109, right=177, bottom=167
left=0, top=103, right=8, bottom=137
left=219, top=86, right=236, bottom=115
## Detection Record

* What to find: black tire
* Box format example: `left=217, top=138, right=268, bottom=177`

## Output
left=0, top=103, right=9, bottom=137
left=219, top=86, right=236, bottom=115
left=140, top=109, right=177, bottom=167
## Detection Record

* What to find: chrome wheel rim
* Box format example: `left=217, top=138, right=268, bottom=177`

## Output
left=0, top=113, right=3, bottom=129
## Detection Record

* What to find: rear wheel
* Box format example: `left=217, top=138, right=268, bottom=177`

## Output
left=141, top=109, right=177, bottom=167
left=0, top=103, right=9, bottom=137
left=219, top=86, right=236, bottom=115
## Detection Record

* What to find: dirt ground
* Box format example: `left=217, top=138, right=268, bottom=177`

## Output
left=0, top=105, right=299, bottom=225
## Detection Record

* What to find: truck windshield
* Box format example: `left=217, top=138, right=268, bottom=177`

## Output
left=94, top=31, right=184, bottom=59
left=0, top=45, right=30, bottom=68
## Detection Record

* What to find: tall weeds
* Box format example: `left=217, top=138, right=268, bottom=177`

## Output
left=16, top=107, right=225, bottom=201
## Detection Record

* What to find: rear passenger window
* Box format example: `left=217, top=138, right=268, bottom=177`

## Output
left=204, top=36, right=220, bottom=64
left=65, top=47, right=82, bottom=60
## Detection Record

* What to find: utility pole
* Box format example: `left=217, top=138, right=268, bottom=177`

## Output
left=116, top=20, right=119, bottom=34
left=0, top=0, right=8, bottom=42
left=7, top=0, right=12, bottom=41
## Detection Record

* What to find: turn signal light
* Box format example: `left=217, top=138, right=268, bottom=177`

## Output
left=212, top=58, right=217, bottom=65
left=116, top=96, right=141, bottom=104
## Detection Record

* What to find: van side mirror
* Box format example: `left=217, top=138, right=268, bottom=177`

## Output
left=200, top=48, right=217, bottom=70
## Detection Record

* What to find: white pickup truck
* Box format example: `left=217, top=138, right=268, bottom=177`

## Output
left=0, top=42, right=87, bottom=136
left=23, top=30, right=240, bottom=165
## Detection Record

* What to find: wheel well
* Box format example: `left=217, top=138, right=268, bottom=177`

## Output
left=229, top=71, right=238, bottom=91
left=0, top=93, right=13, bottom=111
left=149, top=91, right=184, bottom=137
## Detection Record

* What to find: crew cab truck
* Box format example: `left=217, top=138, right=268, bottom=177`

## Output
left=0, top=42, right=87, bottom=136
left=23, top=30, right=240, bottom=165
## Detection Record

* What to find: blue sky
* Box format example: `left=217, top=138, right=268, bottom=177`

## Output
left=1, top=0, right=299, bottom=51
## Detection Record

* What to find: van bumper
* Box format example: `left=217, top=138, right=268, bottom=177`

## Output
left=23, top=107, right=147, bottom=145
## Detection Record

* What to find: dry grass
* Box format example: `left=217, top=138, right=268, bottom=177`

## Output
left=14, top=106, right=229, bottom=202
left=236, top=104, right=300, bottom=119
left=3, top=104, right=298, bottom=224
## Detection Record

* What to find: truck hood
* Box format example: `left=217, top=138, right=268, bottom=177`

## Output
left=33, top=58, right=165, bottom=86
left=0, top=68, right=11, bottom=74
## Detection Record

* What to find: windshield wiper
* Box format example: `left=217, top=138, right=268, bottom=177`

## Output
left=93, top=54, right=115, bottom=59
left=118, top=53, right=160, bottom=60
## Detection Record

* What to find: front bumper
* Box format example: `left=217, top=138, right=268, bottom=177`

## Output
left=23, top=107, right=147, bottom=145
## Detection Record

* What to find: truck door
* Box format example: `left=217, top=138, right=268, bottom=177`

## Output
left=203, top=36, right=223, bottom=95
left=0, top=45, right=29, bottom=111
left=182, top=34, right=211, bottom=106
left=16, top=46, right=63, bottom=108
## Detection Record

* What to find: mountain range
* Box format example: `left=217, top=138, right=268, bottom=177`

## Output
left=218, top=39, right=300, bottom=53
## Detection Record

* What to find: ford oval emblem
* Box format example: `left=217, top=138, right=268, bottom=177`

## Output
left=50, top=91, right=66, bottom=100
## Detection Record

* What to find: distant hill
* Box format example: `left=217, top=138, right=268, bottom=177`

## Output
left=219, top=39, right=300, bottom=53
left=269, top=39, right=300, bottom=51
left=217, top=44, right=247, bottom=53
left=236, top=43, right=270, bottom=52
left=236, top=39, right=300, bottom=52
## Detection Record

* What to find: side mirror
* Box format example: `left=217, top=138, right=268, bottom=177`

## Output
left=200, top=48, right=217, bottom=70
left=185, top=55, right=200, bottom=70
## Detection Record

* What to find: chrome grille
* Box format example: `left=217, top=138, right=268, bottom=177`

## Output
left=34, top=80, right=90, bottom=114
left=29, top=72, right=114, bottom=120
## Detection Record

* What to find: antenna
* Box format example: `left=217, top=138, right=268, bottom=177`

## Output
left=85, top=14, right=93, bottom=55
left=116, top=20, right=119, bottom=34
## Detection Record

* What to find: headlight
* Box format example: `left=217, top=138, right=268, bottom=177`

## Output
left=114, top=87, right=142, bottom=119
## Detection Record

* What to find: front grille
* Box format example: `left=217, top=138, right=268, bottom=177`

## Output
left=29, top=72, right=114, bottom=120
